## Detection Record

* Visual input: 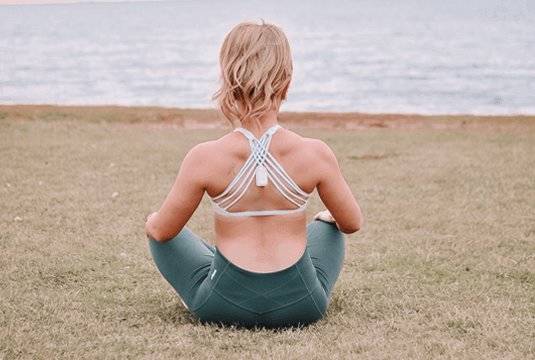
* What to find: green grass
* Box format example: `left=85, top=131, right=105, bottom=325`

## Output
left=1, top=107, right=534, bottom=359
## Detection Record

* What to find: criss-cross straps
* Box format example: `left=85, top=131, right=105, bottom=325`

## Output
left=209, top=124, right=311, bottom=217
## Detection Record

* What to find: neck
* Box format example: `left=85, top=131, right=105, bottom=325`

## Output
left=239, top=109, right=279, bottom=138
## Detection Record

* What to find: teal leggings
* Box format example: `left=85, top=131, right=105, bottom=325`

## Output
left=148, top=220, right=345, bottom=329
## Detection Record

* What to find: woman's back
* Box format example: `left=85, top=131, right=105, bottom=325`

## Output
left=144, top=118, right=362, bottom=249
left=204, top=124, right=319, bottom=272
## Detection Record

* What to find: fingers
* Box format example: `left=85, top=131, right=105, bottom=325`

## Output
left=144, top=211, right=152, bottom=221
left=313, top=210, right=325, bottom=220
left=145, top=211, right=157, bottom=222
left=314, top=210, right=335, bottom=223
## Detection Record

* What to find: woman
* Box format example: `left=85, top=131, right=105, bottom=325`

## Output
left=145, top=20, right=363, bottom=329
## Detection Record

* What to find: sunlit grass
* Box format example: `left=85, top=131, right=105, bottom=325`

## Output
left=1, top=106, right=534, bottom=359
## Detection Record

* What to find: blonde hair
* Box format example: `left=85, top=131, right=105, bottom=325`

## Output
left=212, top=20, right=293, bottom=127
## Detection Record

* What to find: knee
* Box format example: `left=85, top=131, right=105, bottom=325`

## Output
left=309, top=219, right=340, bottom=231
left=308, top=220, right=345, bottom=240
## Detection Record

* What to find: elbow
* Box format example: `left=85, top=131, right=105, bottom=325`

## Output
left=146, top=224, right=181, bottom=243
left=339, top=216, right=363, bottom=234
left=145, top=221, right=170, bottom=243
left=339, top=223, right=361, bottom=234
left=145, top=214, right=184, bottom=243
left=149, top=230, right=169, bottom=243
left=145, top=212, right=171, bottom=242
left=149, top=227, right=176, bottom=243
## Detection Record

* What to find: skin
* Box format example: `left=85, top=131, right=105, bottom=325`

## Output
left=145, top=108, right=363, bottom=272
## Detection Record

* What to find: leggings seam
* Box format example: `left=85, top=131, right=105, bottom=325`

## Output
left=257, top=293, right=316, bottom=315
left=295, top=265, right=324, bottom=318
left=210, top=287, right=314, bottom=316
left=225, top=272, right=301, bottom=308
left=190, top=261, right=230, bottom=313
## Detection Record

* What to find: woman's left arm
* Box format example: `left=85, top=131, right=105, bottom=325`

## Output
left=145, top=143, right=209, bottom=242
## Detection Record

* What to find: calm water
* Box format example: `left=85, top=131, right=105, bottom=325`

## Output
left=1, top=0, right=534, bottom=115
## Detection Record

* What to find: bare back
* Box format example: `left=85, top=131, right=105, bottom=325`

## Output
left=205, top=126, right=317, bottom=272
left=145, top=123, right=362, bottom=273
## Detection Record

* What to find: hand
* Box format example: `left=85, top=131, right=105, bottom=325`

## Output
left=145, top=211, right=157, bottom=222
left=145, top=211, right=158, bottom=239
left=314, top=210, right=339, bottom=229
left=314, top=209, right=335, bottom=223
left=314, top=210, right=341, bottom=230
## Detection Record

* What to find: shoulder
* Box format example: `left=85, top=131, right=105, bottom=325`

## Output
left=267, top=127, right=340, bottom=167
left=182, top=140, right=218, bottom=163
left=278, top=131, right=340, bottom=188
left=180, top=133, right=238, bottom=175
left=278, top=129, right=340, bottom=175
left=299, top=136, right=339, bottom=165
left=179, top=140, right=221, bottom=181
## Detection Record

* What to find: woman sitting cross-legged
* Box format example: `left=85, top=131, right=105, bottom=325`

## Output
left=145, top=20, right=363, bottom=329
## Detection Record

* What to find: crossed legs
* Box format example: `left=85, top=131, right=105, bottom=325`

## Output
left=148, top=220, right=345, bottom=309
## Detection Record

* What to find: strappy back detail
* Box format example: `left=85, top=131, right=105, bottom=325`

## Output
left=209, top=124, right=312, bottom=217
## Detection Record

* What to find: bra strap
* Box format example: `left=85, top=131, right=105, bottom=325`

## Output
left=233, top=124, right=281, bottom=142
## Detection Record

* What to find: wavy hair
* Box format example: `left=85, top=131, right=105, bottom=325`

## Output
left=212, top=20, right=293, bottom=127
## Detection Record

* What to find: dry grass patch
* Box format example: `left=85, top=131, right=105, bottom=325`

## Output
left=1, top=107, right=534, bottom=359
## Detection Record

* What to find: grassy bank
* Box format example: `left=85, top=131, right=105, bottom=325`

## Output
left=2, top=104, right=534, bottom=129
left=1, top=106, right=534, bottom=359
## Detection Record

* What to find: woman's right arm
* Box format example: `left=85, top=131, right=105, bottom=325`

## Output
left=312, top=139, right=363, bottom=234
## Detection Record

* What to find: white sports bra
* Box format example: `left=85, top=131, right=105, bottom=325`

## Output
left=209, top=124, right=312, bottom=217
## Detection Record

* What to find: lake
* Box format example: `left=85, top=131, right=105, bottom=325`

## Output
left=1, top=0, right=534, bottom=114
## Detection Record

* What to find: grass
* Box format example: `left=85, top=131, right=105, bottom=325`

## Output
left=1, top=106, right=534, bottom=359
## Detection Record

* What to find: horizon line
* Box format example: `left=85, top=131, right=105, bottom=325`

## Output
left=0, top=0, right=166, bottom=5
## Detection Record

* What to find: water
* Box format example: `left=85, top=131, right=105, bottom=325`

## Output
left=1, top=0, right=534, bottom=115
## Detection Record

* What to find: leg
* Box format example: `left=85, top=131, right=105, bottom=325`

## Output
left=306, top=219, right=346, bottom=298
left=148, top=227, right=215, bottom=309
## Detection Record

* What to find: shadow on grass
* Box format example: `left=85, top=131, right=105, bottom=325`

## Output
left=154, top=302, right=198, bottom=326
left=154, top=301, right=320, bottom=333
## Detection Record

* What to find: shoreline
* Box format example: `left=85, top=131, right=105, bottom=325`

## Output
left=1, top=104, right=534, bottom=130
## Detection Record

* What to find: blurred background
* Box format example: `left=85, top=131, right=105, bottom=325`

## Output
left=1, top=0, right=534, bottom=115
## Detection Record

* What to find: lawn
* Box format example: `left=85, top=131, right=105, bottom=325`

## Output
left=1, top=106, right=534, bottom=359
